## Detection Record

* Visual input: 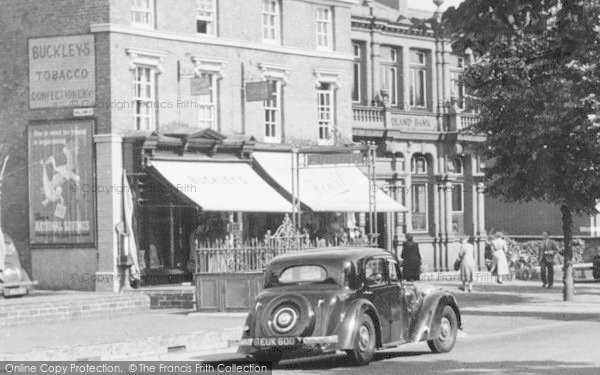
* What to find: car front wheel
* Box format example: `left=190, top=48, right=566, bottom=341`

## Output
left=428, top=305, right=458, bottom=353
left=346, top=313, right=376, bottom=366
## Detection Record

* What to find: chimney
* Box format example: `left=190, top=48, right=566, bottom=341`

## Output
left=398, top=0, right=408, bottom=12
left=373, top=0, right=409, bottom=11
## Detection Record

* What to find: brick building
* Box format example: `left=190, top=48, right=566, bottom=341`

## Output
left=1, top=0, right=373, bottom=291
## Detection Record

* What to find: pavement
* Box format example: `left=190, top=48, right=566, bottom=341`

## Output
left=0, top=309, right=245, bottom=360
left=1, top=279, right=599, bottom=366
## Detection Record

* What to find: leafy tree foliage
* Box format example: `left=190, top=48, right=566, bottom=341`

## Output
left=444, top=0, right=600, bottom=300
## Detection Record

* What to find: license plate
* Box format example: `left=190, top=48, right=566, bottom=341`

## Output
left=3, top=286, right=27, bottom=297
left=252, top=337, right=299, bottom=348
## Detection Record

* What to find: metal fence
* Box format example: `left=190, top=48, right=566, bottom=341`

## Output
left=195, top=236, right=376, bottom=274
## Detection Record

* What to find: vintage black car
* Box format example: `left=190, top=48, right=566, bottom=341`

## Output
left=238, top=247, right=462, bottom=366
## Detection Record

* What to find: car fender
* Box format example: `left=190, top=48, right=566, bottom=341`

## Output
left=336, top=298, right=382, bottom=350
left=409, top=293, right=462, bottom=343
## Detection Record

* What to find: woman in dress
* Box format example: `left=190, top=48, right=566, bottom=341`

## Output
left=458, top=237, right=477, bottom=292
left=401, top=234, right=422, bottom=282
left=490, top=231, right=509, bottom=284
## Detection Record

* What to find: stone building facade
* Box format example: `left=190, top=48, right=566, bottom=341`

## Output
left=350, top=0, right=487, bottom=270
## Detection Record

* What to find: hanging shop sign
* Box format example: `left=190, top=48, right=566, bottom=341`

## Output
left=190, top=77, right=212, bottom=96
left=246, top=81, right=276, bottom=102
left=28, top=121, right=96, bottom=246
left=29, top=34, right=96, bottom=109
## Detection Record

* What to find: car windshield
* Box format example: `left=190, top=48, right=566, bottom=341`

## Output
left=278, top=265, right=327, bottom=284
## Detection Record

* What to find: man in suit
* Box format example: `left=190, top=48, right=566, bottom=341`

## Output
left=539, top=232, right=559, bottom=288
left=401, top=234, right=422, bottom=282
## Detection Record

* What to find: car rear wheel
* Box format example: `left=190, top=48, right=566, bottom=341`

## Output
left=428, top=305, right=458, bottom=353
left=346, top=313, right=376, bottom=366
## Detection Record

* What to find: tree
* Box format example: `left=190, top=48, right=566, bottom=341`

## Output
left=443, top=0, right=600, bottom=301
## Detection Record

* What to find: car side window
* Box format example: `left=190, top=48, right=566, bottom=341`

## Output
left=365, top=258, right=388, bottom=287
left=388, top=260, right=400, bottom=283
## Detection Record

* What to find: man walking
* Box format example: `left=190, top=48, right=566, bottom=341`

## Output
left=539, top=232, right=558, bottom=288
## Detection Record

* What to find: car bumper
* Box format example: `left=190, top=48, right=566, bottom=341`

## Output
left=237, top=335, right=339, bottom=354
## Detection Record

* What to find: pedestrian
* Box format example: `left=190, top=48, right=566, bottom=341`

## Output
left=490, top=231, right=509, bottom=284
left=484, top=235, right=494, bottom=271
left=458, top=237, right=477, bottom=292
left=401, top=234, right=421, bottom=282
left=539, top=231, right=558, bottom=288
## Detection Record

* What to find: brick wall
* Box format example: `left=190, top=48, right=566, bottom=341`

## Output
left=0, top=0, right=110, bottom=286
left=127, top=287, right=196, bottom=309
left=1, top=0, right=355, bottom=291
left=0, top=293, right=149, bottom=328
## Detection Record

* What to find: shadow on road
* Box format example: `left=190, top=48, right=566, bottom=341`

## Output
left=276, top=355, right=599, bottom=374
left=460, top=309, right=600, bottom=322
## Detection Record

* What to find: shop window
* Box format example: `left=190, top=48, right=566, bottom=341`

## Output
left=411, top=155, right=428, bottom=175
left=411, top=183, right=428, bottom=233
left=352, top=42, right=365, bottom=103
left=317, top=82, right=334, bottom=145
left=262, top=0, right=281, bottom=44
left=132, top=66, right=156, bottom=131
left=452, top=183, right=464, bottom=213
left=264, top=80, right=282, bottom=143
left=196, top=0, right=216, bottom=35
left=131, top=0, right=154, bottom=28
left=410, top=50, right=428, bottom=109
left=316, top=7, right=333, bottom=50
left=196, top=71, right=218, bottom=129
left=380, top=46, right=400, bottom=107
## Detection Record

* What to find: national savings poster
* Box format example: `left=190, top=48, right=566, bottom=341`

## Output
left=28, top=121, right=95, bottom=245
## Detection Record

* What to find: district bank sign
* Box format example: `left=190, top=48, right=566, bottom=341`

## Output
left=29, top=34, right=95, bottom=109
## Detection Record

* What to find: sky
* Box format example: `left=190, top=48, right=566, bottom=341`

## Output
left=408, top=0, right=465, bottom=12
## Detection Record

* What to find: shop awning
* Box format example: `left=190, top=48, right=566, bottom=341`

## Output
left=150, top=160, right=292, bottom=212
left=253, top=152, right=407, bottom=213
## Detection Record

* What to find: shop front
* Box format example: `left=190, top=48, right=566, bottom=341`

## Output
left=122, top=130, right=407, bottom=293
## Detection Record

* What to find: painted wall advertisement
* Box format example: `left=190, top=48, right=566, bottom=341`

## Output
left=29, top=34, right=95, bottom=109
left=28, top=121, right=95, bottom=245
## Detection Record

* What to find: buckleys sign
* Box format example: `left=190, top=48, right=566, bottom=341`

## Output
left=28, top=121, right=96, bottom=245
left=390, top=113, right=437, bottom=132
left=29, top=34, right=96, bottom=109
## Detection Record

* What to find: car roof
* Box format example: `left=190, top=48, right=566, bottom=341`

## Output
left=269, top=247, right=393, bottom=267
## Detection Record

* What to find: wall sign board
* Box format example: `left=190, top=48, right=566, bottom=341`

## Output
left=29, top=34, right=96, bottom=109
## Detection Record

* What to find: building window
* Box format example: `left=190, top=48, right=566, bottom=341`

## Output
left=452, top=183, right=464, bottom=213
left=317, top=82, right=334, bottom=144
left=316, top=7, right=333, bottom=50
left=352, top=43, right=362, bottom=103
left=133, top=66, right=156, bottom=131
left=411, top=155, right=428, bottom=175
left=411, top=183, right=428, bottom=232
left=196, top=72, right=217, bottom=129
left=196, top=0, right=216, bottom=35
left=262, top=0, right=280, bottom=43
left=380, top=46, right=399, bottom=106
left=449, top=156, right=463, bottom=174
left=263, top=81, right=281, bottom=143
left=451, top=71, right=465, bottom=109
left=131, top=0, right=154, bottom=28
left=410, top=50, right=427, bottom=108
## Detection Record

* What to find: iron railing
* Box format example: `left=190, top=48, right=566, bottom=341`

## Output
left=195, top=236, right=376, bottom=274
